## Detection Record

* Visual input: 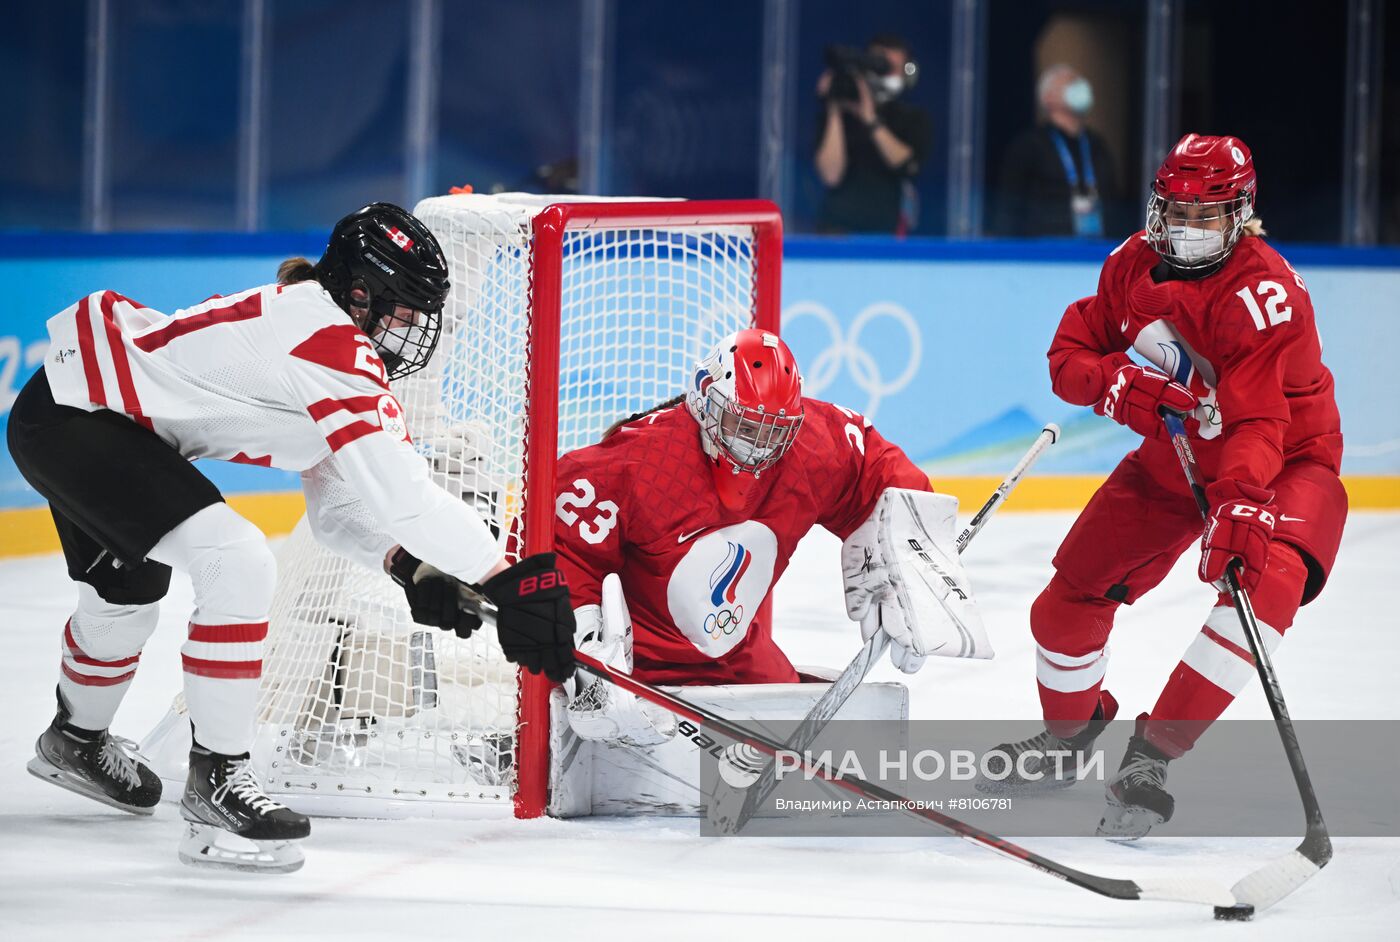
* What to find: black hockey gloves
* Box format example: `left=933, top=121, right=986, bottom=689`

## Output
left=476, top=553, right=576, bottom=683
left=388, top=548, right=483, bottom=638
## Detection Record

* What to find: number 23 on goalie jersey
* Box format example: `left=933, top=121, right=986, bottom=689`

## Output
left=552, top=399, right=931, bottom=684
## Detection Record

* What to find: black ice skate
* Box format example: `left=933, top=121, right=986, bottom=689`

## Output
left=179, top=744, right=310, bottom=873
left=26, top=689, right=161, bottom=814
left=1097, top=714, right=1175, bottom=841
left=975, top=690, right=1118, bottom=795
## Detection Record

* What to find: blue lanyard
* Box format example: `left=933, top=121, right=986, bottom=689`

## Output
left=1051, top=129, right=1096, bottom=191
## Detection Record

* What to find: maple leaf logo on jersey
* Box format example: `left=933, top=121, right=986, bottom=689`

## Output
left=377, top=394, right=410, bottom=441
left=387, top=227, right=414, bottom=251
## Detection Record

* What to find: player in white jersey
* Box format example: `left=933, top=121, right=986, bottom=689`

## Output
left=7, top=203, right=576, bottom=872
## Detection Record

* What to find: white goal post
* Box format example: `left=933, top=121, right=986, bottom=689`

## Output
left=248, top=194, right=782, bottom=818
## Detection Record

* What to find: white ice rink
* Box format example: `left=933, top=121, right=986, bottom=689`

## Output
left=2, top=512, right=1397, bottom=941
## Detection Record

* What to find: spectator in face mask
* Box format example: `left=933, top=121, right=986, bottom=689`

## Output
left=813, top=33, right=933, bottom=234
left=993, top=64, right=1124, bottom=238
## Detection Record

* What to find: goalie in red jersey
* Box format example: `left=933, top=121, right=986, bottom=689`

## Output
left=978, top=134, right=1347, bottom=839
left=552, top=328, right=988, bottom=749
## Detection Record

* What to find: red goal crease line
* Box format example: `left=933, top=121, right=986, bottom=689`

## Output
left=1, top=475, right=1396, bottom=559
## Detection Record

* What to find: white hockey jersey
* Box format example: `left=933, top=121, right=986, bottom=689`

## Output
left=42, top=283, right=501, bottom=583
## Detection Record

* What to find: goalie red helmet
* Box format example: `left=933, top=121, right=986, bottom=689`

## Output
left=687, top=329, right=804, bottom=477
left=1146, top=133, right=1257, bottom=273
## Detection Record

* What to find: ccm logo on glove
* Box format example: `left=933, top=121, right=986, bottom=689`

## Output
left=1228, top=503, right=1275, bottom=525
left=1199, top=480, right=1278, bottom=591
left=1095, top=360, right=1196, bottom=441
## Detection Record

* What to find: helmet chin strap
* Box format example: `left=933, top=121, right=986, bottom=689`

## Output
left=347, top=280, right=408, bottom=375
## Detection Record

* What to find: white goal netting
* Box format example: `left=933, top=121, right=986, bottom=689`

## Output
left=252, top=194, right=773, bottom=815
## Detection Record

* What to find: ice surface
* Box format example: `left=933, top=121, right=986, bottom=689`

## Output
left=2, top=513, right=1397, bottom=940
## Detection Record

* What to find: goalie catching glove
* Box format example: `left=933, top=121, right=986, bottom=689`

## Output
left=565, top=574, right=677, bottom=747
left=841, top=488, right=991, bottom=672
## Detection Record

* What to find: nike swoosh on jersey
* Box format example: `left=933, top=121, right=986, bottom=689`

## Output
left=1120, top=317, right=1131, bottom=333
left=677, top=528, right=708, bottom=543
left=1279, top=514, right=1307, bottom=522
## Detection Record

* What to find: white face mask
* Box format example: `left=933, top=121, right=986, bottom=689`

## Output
left=725, top=436, right=778, bottom=465
left=870, top=73, right=905, bottom=103
left=1063, top=78, right=1094, bottom=115
left=1167, top=225, right=1224, bottom=261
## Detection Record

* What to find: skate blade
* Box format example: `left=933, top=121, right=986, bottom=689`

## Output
left=1096, top=802, right=1164, bottom=841
left=26, top=756, right=157, bottom=816
left=178, top=823, right=305, bottom=874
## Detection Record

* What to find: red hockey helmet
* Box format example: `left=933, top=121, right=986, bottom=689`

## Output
left=687, top=328, right=804, bottom=476
left=1146, top=133, right=1257, bottom=272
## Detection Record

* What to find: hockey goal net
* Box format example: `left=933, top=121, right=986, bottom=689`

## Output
left=253, top=194, right=781, bottom=818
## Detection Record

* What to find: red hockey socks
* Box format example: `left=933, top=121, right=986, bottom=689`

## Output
left=1145, top=542, right=1308, bottom=757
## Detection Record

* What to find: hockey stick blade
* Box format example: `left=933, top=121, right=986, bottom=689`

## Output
left=720, top=423, right=1062, bottom=833
left=1160, top=408, right=1331, bottom=918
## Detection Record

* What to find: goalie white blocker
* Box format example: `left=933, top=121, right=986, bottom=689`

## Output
left=546, top=329, right=989, bottom=815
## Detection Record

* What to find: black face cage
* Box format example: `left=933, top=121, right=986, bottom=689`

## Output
left=358, top=285, right=443, bottom=381
left=1145, top=190, right=1254, bottom=272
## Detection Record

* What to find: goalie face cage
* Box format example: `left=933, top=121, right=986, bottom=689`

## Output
left=255, top=196, right=782, bottom=819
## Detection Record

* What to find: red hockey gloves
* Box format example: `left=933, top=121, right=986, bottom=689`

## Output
left=477, top=553, right=576, bottom=682
left=1096, top=360, right=1196, bottom=440
left=388, top=548, right=482, bottom=638
left=1199, top=480, right=1278, bottom=592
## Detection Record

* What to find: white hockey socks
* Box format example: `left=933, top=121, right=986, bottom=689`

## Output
left=149, top=504, right=276, bottom=756
left=58, top=583, right=161, bottom=731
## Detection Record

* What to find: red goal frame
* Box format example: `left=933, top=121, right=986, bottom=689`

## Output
left=514, top=199, right=784, bottom=818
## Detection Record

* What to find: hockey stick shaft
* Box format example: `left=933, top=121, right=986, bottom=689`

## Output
left=729, top=422, right=1062, bottom=829
left=956, top=423, right=1061, bottom=550
left=461, top=601, right=1232, bottom=907
left=1160, top=409, right=1331, bottom=914
left=568, top=647, right=1231, bottom=909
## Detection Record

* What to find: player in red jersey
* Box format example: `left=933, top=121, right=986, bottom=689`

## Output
left=979, top=134, right=1346, bottom=839
left=553, top=328, right=987, bottom=747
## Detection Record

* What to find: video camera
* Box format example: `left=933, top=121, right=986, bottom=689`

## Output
left=823, top=45, right=893, bottom=104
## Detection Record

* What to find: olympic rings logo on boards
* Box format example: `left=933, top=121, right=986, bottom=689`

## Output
left=782, top=301, right=922, bottom=420
left=705, top=605, right=745, bottom=640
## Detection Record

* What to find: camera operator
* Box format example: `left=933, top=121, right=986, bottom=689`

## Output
left=814, top=34, right=932, bottom=234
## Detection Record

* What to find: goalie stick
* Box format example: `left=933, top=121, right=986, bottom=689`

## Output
left=715, top=422, right=1062, bottom=834
left=1161, top=409, right=1331, bottom=920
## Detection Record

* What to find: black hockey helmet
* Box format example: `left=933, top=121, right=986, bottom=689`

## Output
left=315, top=202, right=450, bottom=381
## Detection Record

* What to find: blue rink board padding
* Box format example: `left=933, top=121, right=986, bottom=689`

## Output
left=1, top=237, right=1395, bottom=509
